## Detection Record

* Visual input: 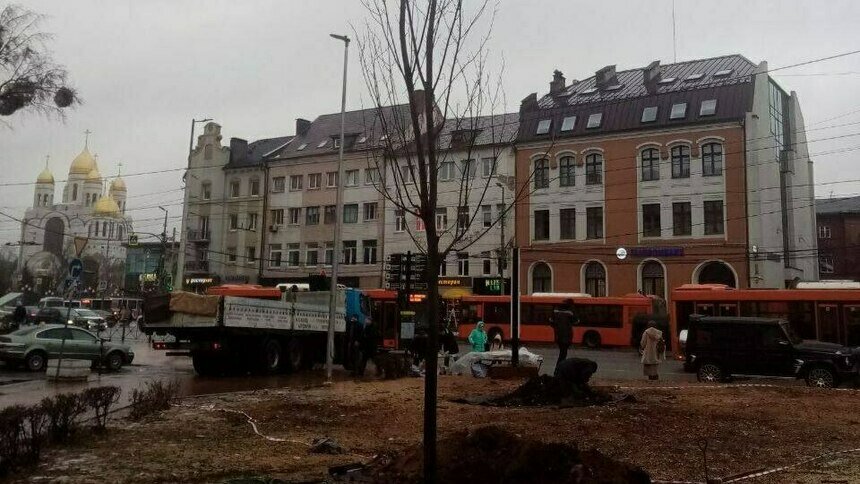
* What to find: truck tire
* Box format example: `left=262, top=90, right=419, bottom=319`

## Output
left=285, top=338, right=303, bottom=372
left=192, top=354, right=219, bottom=377
left=258, top=338, right=283, bottom=374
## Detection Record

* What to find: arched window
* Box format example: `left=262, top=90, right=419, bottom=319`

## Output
left=533, top=159, right=549, bottom=189
left=641, top=261, right=665, bottom=298
left=559, top=156, right=575, bottom=187
left=532, top=262, right=552, bottom=293
left=702, top=142, right=723, bottom=176
left=697, top=261, right=736, bottom=287
left=72, top=184, right=78, bottom=201
left=44, top=217, right=65, bottom=257
left=204, top=144, right=213, bottom=160
left=101, top=221, right=107, bottom=237
left=94, top=221, right=99, bottom=236
left=640, top=148, right=660, bottom=181
left=671, top=145, right=690, bottom=179
left=117, top=225, right=123, bottom=241
left=85, top=193, right=91, bottom=206
left=584, top=261, right=606, bottom=296
left=585, top=153, right=603, bottom=185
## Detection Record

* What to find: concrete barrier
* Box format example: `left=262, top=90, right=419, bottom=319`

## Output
left=46, top=359, right=91, bottom=381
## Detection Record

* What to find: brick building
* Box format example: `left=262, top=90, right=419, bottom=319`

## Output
left=817, top=196, right=860, bottom=281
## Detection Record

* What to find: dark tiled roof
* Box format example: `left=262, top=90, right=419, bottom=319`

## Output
left=519, top=54, right=758, bottom=142
left=437, top=113, right=520, bottom=150
left=225, top=136, right=294, bottom=169
left=816, top=196, right=860, bottom=215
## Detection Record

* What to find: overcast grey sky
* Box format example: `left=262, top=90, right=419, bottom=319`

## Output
left=2, top=0, right=860, bottom=245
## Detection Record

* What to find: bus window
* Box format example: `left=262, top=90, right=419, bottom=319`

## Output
left=817, top=304, right=840, bottom=344
left=576, top=304, right=623, bottom=328
left=522, top=303, right=555, bottom=325
left=675, top=301, right=695, bottom=333
left=845, top=305, right=860, bottom=347
left=460, top=303, right=480, bottom=325
left=484, top=303, right=510, bottom=326
left=695, top=304, right=715, bottom=316
left=718, top=304, right=738, bottom=317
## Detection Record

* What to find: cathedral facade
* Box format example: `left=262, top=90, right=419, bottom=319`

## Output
left=16, top=146, right=133, bottom=297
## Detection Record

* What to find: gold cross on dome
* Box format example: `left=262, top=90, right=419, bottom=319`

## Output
left=117, top=162, right=123, bottom=176
left=44, top=154, right=50, bottom=168
left=84, top=129, right=92, bottom=148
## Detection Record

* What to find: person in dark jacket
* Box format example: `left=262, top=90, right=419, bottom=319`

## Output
left=13, top=303, right=27, bottom=327
left=550, top=299, right=578, bottom=370
left=357, top=318, right=379, bottom=377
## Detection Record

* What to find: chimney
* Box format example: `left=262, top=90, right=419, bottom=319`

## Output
left=229, top=138, right=249, bottom=164
left=296, top=118, right=311, bottom=136
left=595, top=65, right=617, bottom=89
left=550, top=70, right=566, bottom=95
left=520, top=93, right=538, bottom=113
left=643, top=60, right=661, bottom=84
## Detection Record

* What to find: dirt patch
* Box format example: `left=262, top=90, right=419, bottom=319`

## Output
left=458, top=374, right=633, bottom=407
left=364, top=425, right=650, bottom=484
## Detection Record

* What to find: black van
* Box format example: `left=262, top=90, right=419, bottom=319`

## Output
left=682, top=316, right=859, bottom=388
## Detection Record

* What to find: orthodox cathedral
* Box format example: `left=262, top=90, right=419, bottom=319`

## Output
left=16, top=142, right=133, bottom=296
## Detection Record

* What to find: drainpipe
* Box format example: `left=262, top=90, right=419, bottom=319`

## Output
left=259, top=161, right=269, bottom=283
left=742, top=120, right=751, bottom=289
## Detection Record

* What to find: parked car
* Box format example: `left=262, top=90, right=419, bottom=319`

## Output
left=0, top=324, right=134, bottom=372
left=68, top=308, right=108, bottom=332
left=682, top=316, right=860, bottom=388
left=32, top=307, right=67, bottom=325
left=36, top=297, right=80, bottom=310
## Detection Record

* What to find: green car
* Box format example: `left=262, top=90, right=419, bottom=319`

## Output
left=0, top=324, right=134, bottom=372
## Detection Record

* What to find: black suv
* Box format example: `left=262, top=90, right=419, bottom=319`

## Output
left=682, top=316, right=859, bottom=388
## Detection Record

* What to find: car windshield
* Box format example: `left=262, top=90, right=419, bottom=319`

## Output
left=10, top=326, right=38, bottom=337
left=781, top=322, right=802, bottom=344
left=75, top=309, right=99, bottom=317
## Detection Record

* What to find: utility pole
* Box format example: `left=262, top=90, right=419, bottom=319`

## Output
left=511, top=246, right=520, bottom=366
left=176, top=117, right=211, bottom=291
left=326, top=33, right=350, bottom=382
left=496, top=182, right=506, bottom=295
left=158, top=206, right=168, bottom=290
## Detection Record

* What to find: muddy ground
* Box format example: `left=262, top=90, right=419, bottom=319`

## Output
left=11, top=376, right=860, bottom=483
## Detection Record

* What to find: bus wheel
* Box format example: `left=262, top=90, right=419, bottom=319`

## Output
left=582, top=331, right=601, bottom=349
left=258, top=338, right=283, bottom=374
left=285, top=338, right=304, bottom=372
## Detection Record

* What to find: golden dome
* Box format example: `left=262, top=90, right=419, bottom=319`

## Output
left=36, top=167, right=54, bottom=184
left=110, top=177, right=126, bottom=191
left=86, top=168, right=102, bottom=183
left=93, top=194, right=121, bottom=217
left=69, top=147, right=97, bottom=175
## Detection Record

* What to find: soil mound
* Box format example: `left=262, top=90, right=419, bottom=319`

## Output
left=365, top=426, right=650, bottom=483
left=455, top=375, right=633, bottom=407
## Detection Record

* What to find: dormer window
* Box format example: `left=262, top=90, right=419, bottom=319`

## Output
left=605, top=84, right=623, bottom=91
left=297, top=143, right=308, bottom=151
left=560, top=116, right=576, bottom=132
left=333, top=137, right=341, bottom=148
left=658, top=77, right=677, bottom=84
left=357, top=136, right=367, bottom=144
left=685, top=73, right=704, bottom=81
left=699, top=99, right=717, bottom=116
left=641, top=106, right=658, bottom=123
left=670, top=103, right=687, bottom=120
left=580, top=87, right=598, bottom=95
left=536, top=119, right=551, bottom=135
left=317, top=140, right=328, bottom=148
left=714, top=69, right=733, bottom=77
left=586, top=113, right=602, bottom=129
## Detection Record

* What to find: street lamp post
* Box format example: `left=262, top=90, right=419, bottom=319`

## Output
left=176, top=118, right=211, bottom=292
left=326, top=33, right=349, bottom=383
left=496, top=182, right=506, bottom=295
left=158, top=206, right=168, bottom=290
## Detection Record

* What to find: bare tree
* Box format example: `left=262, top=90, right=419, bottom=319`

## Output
left=357, top=1, right=516, bottom=480
left=0, top=4, right=78, bottom=118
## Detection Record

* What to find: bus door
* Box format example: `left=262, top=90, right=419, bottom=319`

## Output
left=817, top=304, right=841, bottom=344
left=845, top=305, right=860, bottom=347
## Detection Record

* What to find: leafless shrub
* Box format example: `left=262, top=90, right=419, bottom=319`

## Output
left=129, top=380, right=179, bottom=421
left=81, top=386, right=121, bottom=431
left=41, top=393, right=87, bottom=443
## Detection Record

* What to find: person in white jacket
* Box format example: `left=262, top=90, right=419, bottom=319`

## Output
left=640, top=320, right=665, bottom=381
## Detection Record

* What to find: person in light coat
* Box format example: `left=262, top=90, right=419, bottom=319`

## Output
left=640, top=320, right=665, bottom=381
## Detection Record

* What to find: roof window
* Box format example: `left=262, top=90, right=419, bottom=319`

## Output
left=580, top=87, right=598, bottom=95
left=536, top=119, right=552, bottom=135
left=669, top=103, right=687, bottom=120
left=641, top=106, right=658, bottom=123
left=714, top=69, right=733, bottom=77
left=297, top=143, right=308, bottom=151
left=380, top=135, right=388, bottom=142
left=685, top=73, right=704, bottom=81
left=560, top=116, right=576, bottom=132
left=586, top=113, right=602, bottom=129
left=699, top=99, right=717, bottom=116
left=658, top=77, right=677, bottom=84
left=317, top=140, right=328, bottom=148
left=605, top=84, right=623, bottom=91
left=357, top=136, right=367, bottom=144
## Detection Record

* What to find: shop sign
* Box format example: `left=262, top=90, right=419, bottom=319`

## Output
left=438, top=277, right=472, bottom=287
left=185, top=277, right=214, bottom=285
left=629, top=247, right=684, bottom=257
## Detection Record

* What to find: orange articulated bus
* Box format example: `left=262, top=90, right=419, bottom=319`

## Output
left=363, top=289, right=400, bottom=349
left=670, top=284, right=860, bottom=348
left=457, top=293, right=663, bottom=349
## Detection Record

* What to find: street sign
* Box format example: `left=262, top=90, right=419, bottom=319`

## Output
left=128, top=234, right=139, bottom=247
left=97, top=281, right=107, bottom=292
left=73, top=237, right=88, bottom=257
left=411, top=283, right=428, bottom=290
left=68, top=258, right=83, bottom=280
left=385, top=282, right=402, bottom=289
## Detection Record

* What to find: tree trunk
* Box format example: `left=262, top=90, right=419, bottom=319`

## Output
left=422, top=235, right=441, bottom=483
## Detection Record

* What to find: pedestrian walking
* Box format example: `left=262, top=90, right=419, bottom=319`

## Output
left=640, top=320, right=665, bottom=381
left=357, top=317, right=379, bottom=377
left=551, top=299, right=577, bottom=370
left=13, top=302, right=27, bottom=328
left=468, top=321, right=488, bottom=353
left=489, top=333, right=503, bottom=351
left=119, top=306, right=132, bottom=324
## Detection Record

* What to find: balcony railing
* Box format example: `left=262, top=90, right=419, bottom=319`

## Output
left=187, top=229, right=211, bottom=243
left=184, top=260, right=209, bottom=272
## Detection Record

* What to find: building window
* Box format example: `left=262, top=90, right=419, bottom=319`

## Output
left=287, top=244, right=300, bottom=267
left=363, top=202, right=378, bottom=221
left=269, top=244, right=283, bottom=267
left=343, top=204, right=358, bottom=223
left=586, top=207, right=603, bottom=239
left=642, top=203, right=662, bottom=237
left=327, top=171, right=338, bottom=187
left=439, top=260, right=448, bottom=276
left=230, top=180, right=241, bottom=198
left=640, top=148, right=660, bottom=181
left=671, top=145, right=691, bottom=179
left=585, top=153, right=603, bottom=185
left=700, top=99, right=717, bottom=116
left=245, top=246, right=256, bottom=263
left=102, top=220, right=107, bottom=237
left=641, top=106, right=658, bottom=123
left=204, top=144, right=213, bottom=160
left=481, top=157, right=496, bottom=177
left=225, top=247, right=236, bottom=263
left=672, top=202, right=692, bottom=236
left=536, top=119, right=551, bottom=135
left=308, top=173, right=322, bottom=189
left=703, top=200, right=724, bottom=235
left=457, top=206, right=470, bottom=230
left=85, top=193, right=91, bottom=207
left=439, top=161, right=455, bottom=181
left=534, top=209, right=550, bottom=241
left=559, top=156, right=575, bottom=187
left=250, top=179, right=260, bottom=196
left=343, top=241, right=357, bottom=265
left=363, top=240, right=377, bottom=264
left=458, top=252, right=470, bottom=276
left=586, top=113, right=602, bottom=129
left=820, top=256, right=834, bottom=274
left=559, top=208, right=576, bottom=240
left=670, top=102, right=687, bottom=120
left=641, top=261, right=665, bottom=298
left=584, top=262, right=606, bottom=297
left=482, top=205, right=492, bottom=228
left=247, top=212, right=258, bottom=231
left=271, top=209, right=284, bottom=225
left=395, top=209, right=406, bottom=232
left=272, top=177, right=285, bottom=193
left=288, top=208, right=301, bottom=225
left=289, top=175, right=303, bottom=191
left=365, top=168, right=379, bottom=185
left=561, top=116, right=576, bottom=132
left=533, top=159, right=549, bottom=189
left=481, top=251, right=492, bottom=275
left=345, top=169, right=359, bottom=187
left=532, top=262, right=551, bottom=292
left=201, top=182, right=211, bottom=200
left=435, top=208, right=448, bottom=231
left=325, top=242, right=334, bottom=266
left=324, top=205, right=336, bottom=224
left=399, top=164, right=414, bottom=184
left=229, top=214, right=239, bottom=231
left=305, top=206, right=320, bottom=225
left=306, top=244, right=319, bottom=266
left=702, top=143, right=723, bottom=176
left=818, top=225, right=831, bottom=239
left=460, top=159, right=476, bottom=179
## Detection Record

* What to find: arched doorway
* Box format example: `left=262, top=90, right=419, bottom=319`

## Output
left=640, top=260, right=665, bottom=298
left=531, top=262, right=552, bottom=293
left=583, top=261, right=606, bottom=296
left=697, top=261, right=737, bottom=287
left=43, top=217, right=65, bottom=257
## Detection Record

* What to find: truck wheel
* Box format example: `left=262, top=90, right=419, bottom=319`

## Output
left=258, top=339, right=283, bottom=374
left=805, top=366, right=836, bottom=388
left=582, top=331, right=601, bottom=349
left=192, top=354, right=219, bottom=377
left=285, top=338, right=303, bottom=372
